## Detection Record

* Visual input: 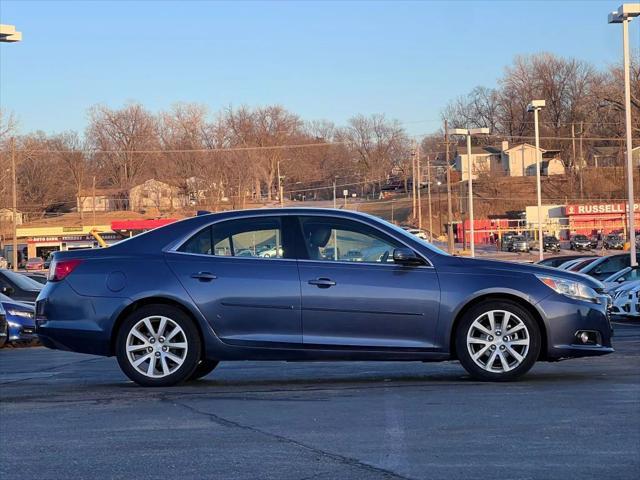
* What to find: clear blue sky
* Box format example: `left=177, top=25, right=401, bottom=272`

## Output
left=0, top=0, right=637, bottom=137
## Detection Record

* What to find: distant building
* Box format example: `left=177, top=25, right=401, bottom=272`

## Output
left=129, top=179, right=185, bottom=213
left=77, top=188, right=126, bottom=213
left=454, top=141, right=564, bottom=179
left=0, top=208, right=22, bottom=226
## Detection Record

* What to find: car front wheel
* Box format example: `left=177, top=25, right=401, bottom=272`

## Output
left=116, top=305, right=201, bottom=387
left=456, top=300, right=541, bottom=381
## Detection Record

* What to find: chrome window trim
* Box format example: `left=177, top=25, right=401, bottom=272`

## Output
left=166, top=211, right=433, bottom=268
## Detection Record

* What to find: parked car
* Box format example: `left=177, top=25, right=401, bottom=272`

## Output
left=36, top=208, right=614, bottom=387
left=25, top=257, right=45, bottom=271
left=500, top=231, right=518, bottom=251
left=0, top=304, right=7, bottom=348
left=0, top=269, right=43, bottom=303
left=602, top=266, right=640, bottom=292
left=609, top=280, right=640, bottom=318
left=570, top=235, right=592, bottom=251
left=344, top=249, right=364, bottom=262
left=402, top=227, right=429, bottom=241
left=603, top=234, right=624, bottom=250
left=536, top=254, right=588, bottom=268
left=567, top=257, right=600, bottom=272
left=508, top=235, right=530, bottom=253
left=588, top=235, right=599, bottom=249
left=578, top=253, right=640, bottom=280
left=542, top=236, right=560, bottom=253
left=23, top=272, right=47, bottom=285
left=0, top=293, right=36, bottom=344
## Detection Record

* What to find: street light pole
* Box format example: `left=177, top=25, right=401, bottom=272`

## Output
left=609, top=4, right=639, bottom=267
left=528, top=99, right=546, bottom=262
left=465, top=133, right=475, bottom=257
left=416, top=143, right=422, bottom=230
left=447, top=127, right=490, bottom=258
left=11, top=137, right=17, bottom=272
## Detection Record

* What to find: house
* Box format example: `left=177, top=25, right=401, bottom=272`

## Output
left=76, top=188, right=126, bottom=213
left=0, top=208, right=22, bottom=226
left=129, top=179, right=185, bottom=213
left=454, top=141, right=565, bottom=179
left=454, top=145, right=503, bottom=180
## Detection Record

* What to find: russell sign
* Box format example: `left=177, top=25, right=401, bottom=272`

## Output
left=566, top=203, right=640, bottom=216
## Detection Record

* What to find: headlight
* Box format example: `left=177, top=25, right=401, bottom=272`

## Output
left=536, top=275, right=600, bottom=303
left=7, top=309, right=34, bottom=319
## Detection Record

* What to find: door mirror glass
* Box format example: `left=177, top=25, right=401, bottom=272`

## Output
left=393, top=248, right=423, bottom=266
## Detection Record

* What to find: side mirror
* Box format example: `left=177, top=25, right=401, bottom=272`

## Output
left=617, top=277, right=625, bottom=283
left=393, top=248, right=423, bottom=266
left=1, top=285, right=14, bottom=295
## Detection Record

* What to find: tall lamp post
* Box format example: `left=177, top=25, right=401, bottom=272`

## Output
left=609, top=4, right=639, bottom=267
left=447, top=127, right=490, bottom=257
left=527, top=100, right=546, bottom=262
left=1, top=24, right=22, bottom=271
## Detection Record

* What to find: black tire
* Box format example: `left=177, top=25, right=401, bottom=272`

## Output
left=0, top=335, right=7, bottom=349
left=115, top=304, right=201, bottom=387
left=456, top=300, right=541, bottom=382
left=188, top=359, right=219, bottom=381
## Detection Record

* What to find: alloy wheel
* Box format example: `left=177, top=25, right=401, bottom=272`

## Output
left=125, top=316, right=188, bottom=378
left=466, top=310, right=530, bottom=373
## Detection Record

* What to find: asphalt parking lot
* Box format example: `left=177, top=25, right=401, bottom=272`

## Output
left=1, top=322, right=639, bottom=480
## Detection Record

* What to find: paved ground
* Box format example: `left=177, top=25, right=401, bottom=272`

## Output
left=1, top=322, right=639, bottom=480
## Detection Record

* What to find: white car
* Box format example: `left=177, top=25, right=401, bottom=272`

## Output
left=402, top=227, right=429, bottom=240
left=602, top=266, right=640, bottom=292
left=610, top=280, right=640, bottom=318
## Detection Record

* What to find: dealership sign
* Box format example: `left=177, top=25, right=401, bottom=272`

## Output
left=566, top=203, right=640, bottom=215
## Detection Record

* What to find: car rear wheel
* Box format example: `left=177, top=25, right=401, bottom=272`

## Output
left=116, top=305, right=201, bottom=387
left=456, top=300, right=541, bottom=381
left=188, top=359, right=219, bottom=381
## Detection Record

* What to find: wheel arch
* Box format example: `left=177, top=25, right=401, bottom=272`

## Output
left=448, top=293, right=548, bottom=361
left=109, top=296, right=206, bottom=356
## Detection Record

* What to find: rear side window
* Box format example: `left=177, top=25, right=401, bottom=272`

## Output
left=179, top=226, right=213, bottom=255
left=178, top=217, right=287, bottom=259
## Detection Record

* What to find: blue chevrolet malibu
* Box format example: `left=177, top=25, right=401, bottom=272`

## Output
left=36, top=209, right=613, bottom=386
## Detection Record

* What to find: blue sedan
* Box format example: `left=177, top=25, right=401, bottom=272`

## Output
left=0, top=293, right=36, bottom=344
left=36, top=209, right=613, bottom=386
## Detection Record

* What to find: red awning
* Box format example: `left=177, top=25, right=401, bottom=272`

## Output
left=111, top=219, right=178, bottom=231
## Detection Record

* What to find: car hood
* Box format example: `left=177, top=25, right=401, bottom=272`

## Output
left=611, top=279, right=640, bottom=294
left=452, top=256, right=604, bottom=290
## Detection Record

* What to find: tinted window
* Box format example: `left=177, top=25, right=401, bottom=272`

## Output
left=179, top=218, right=285, bottom=259
left=179, top=226, right=213, bottom=255
left=299, top=216, right=401, bottom=263
left=595, top=255, right=629, bottom=275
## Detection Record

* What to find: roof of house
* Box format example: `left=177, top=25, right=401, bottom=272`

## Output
left=504, top=143, right=546, bottom=153
left=456, top=145, right=502, bottom=155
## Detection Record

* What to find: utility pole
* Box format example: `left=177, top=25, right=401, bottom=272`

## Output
left=416, top=143, right=422, bottom=230
left=427, top=155, right=433, bottom=242
left=277, top=160, right=284, bottom=207
left=579, top=121, right=584, bottom=199
left=92, top=175, right=97, bottom=227
left=411, top=141, right=417, bottom=220
left=11, top=137, right=17, bottom=271
left=332, top=179, right=337, bottom=209
left=445, top=120, right=454, bottom=253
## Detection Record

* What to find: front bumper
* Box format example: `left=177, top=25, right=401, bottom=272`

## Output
left=537, top=293, right=614, bottom=360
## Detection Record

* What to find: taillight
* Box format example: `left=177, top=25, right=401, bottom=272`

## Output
left=48, top=259, right=83, bottom=282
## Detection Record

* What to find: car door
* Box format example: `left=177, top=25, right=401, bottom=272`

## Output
left=165, top=216, right=302, bottom=346
left=295, top=215, right=440, bottom=349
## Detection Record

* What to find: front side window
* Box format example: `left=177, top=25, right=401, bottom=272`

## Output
left=179, top=217, right=284, bottom=259
left=299, top=216, right=401, bottom=263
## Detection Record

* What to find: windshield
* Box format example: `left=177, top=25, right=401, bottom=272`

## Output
left=1, top=270, right=43, bottom=291
left=574, top=235, right=587, bottom=241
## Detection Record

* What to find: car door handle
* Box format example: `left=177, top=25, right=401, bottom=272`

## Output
left=308, top=278, right=336, bottom=288
left=190, top=272, right=217, bottom=281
